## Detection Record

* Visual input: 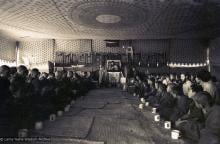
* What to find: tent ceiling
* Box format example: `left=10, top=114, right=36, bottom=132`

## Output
left=0, top=0, right=219, bottom=40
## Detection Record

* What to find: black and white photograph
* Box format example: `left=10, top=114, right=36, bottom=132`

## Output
left=0, top=0, right=220, bottom=144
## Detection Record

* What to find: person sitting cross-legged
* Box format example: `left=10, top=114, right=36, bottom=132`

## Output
left=0, top=65, right=13, bottom=137
left=157, top=83, right=176, bottom=120
left=144, top=77, right=157, bottom=99
left=198, top=94, right=220, bottom=144
left=159, top=83, right=190, bottom=123
left=10, top=65, right=33, bottom=132
left=175, top=84, right=206, bottom=141
left=196, top=69, right=219, bottom=105
left=148, top=82, right=166, bottom=107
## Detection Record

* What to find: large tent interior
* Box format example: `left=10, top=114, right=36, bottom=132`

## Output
left=0, top=0, right=220, bottom=143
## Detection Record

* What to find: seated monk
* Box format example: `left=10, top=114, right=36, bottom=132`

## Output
left=148, top=82, right=166, bottom=107
left=10, top=65, right=32, bottom=130
left=159, top=83, right=190, bottom=122
left=0, top=65, right=13, bottom=137
left=175, top=84, right=205, bottom=141
left=144, top=78, right=157, bottom=99
left=196, top=69, right=219, bottom=105
left=197, top=94, right=220, bottom=144
left=158, top=83, right=177, bottom=120
left=199, top=105, right=220, bottom=144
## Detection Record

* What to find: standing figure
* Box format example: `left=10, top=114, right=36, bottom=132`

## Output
left=98, top=65, right=104, bottom=87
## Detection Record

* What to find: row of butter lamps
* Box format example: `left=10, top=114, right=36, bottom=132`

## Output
left=133, top=93, right=181, bottom=140
left=17, top=99, right=76, bottom=138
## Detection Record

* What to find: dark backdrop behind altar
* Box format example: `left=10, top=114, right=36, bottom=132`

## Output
left=0, top=37, right=219, bottom=79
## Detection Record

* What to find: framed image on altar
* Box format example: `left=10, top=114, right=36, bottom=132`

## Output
left=106, top=60, right=122, bottom=72
left=78, top=53, right=85, bottom=64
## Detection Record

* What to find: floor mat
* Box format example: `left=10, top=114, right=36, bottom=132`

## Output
left=78, top=104, right=137, bottom=119
left=74, top=100, right=107, bottom=109
left=87, top=116, right=153, bottom=144
left=33, top=116, right=94, bottom=139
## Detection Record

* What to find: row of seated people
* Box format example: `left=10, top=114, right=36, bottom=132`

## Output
left=0, top=65, right=95, bottom=137
left=129, top=70, right=220, bottom=144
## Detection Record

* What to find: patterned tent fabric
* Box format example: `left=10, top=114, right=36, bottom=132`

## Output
left=0, top=0, right=219, bottom=40
left=0, top=38, right=16, bottom=61
left=15, top=39, right=207, bottom=65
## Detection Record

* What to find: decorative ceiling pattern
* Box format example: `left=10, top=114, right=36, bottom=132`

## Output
left=69, top=0, right=148, bottom=29
left=0, top=0, right=219, bottom=40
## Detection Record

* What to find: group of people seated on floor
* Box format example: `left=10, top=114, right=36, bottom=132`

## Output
left=129, top=69, right=220, bottom=144
left=0, top=65, right=95, bottom=137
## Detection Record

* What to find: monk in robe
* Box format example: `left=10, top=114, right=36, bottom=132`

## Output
left=10, top=65, right=32, bottom=131
left=197, top=93, right=220, bottom=144
left=196, top=69, right=219, bottom=105
left=199, top=105, right=220, bottom=144
left=175, top=84, right=205, bottom=141
left=144, top=78, right=157, bottom=99
left=0, top=65, right=13, bottom=137
left=159, top=83, right=190, bottom=122
left=158, top=84, right=177, bottom=120
left=148, top=82, right=166, bottom=107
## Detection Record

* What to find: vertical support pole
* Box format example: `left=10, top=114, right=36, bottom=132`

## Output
left=52, top=39, right=56, bottom=72
left=15, top=41, right=19, bottom=67
left=91, top=39, right=94, bottom=72
left=207, top=47, right=211, bottom=72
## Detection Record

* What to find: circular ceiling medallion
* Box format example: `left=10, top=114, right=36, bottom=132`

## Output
left=69, top=1, right=148, bottom=29
left=96, top=14, right=121, bottom=24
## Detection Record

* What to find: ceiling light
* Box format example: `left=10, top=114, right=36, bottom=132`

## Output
left=96, top=14, right=121, bottom=24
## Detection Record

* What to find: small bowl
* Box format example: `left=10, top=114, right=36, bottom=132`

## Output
left=139, top=103, right=144, bottom=109
left=154, top=115, right=160, bottom=122
left=164, top=121, right=171, bottom=129
left=152, top=108, right=157, bottom=114
left=171, top=130, right=181, bottom=140
left=49, top=114, right=56, bottom=121
left=145, top=102, right=149, bottom=106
